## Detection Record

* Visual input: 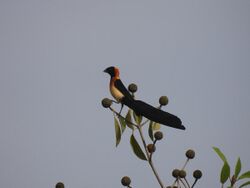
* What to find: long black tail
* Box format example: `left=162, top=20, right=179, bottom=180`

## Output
left=122, top=97, right=185, bottom=130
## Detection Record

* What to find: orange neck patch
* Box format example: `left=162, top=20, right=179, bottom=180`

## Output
left=114, top=67, right=120, bottom=78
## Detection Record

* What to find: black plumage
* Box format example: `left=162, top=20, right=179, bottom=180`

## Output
left=104, top=66, right=185, bottom=130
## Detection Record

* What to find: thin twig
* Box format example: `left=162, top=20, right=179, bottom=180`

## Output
left=177, top=179, right=180, bottom=188
left=141, top=119, right=150, bottom=126
left=149, top=140, right=157, bottom=162
left=181, top=159, right=189, bottom=170
left=171, top=159, right=189, bottom=187
left=179, top=178, right=188, bottom=188
left=184, top=177, right=191, bottom=188
left=171, top=179, right=178, bottom=187
left=109, top=107, right=139, bottom=128
left=191, top=179, right=198, bottom=188
left=137, top=126, right=165, bottom=188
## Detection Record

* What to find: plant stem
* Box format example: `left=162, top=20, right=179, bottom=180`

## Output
left=109, top=107, right=164, bottom=188
left=179, top=178, right=188, bottom=188
left=191, top=179, right=198, bottom=188
left=109, top=107, right=139, bottom=128
left=184, top=177, right=191, bottom=188
left=138, top=126, right=165, bottom=188
left=149, top=141, right=157, bottom=161
left=181, top=159, right=189, bottom=170
left=177, top=179, right=180, bottom=188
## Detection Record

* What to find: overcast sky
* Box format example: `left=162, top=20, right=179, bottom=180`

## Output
left=0, top=1, right=250, bottom=188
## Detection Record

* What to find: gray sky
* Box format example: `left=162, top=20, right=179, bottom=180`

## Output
left=0, top=1, right=250, bottom=188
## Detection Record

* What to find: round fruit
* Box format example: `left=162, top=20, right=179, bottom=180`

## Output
left=101, top=98, right=112, bottom=108
left=154, top=131, right=163, bottom=140
left=159, top=96, right=168, bottom=106
left=121, top=176, right=131, bottom=186
left=147, top=144, right=156, bottom=153
left=172, top=169, right=180, bottom=178
left=128, top=83, right=138, bottom=93
left=55, top=182, right=64, bottom=188
left=186, top=149, right=195, bottom=159
left=193, top=170, right=202, bottom=179
left=179, top=170, right=186, bottom=178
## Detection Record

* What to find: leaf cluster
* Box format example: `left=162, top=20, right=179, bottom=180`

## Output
left=213, top=147, right=250, bottom=188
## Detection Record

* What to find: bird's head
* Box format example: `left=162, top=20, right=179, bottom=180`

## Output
left=104, top=66, right=120, bottom=77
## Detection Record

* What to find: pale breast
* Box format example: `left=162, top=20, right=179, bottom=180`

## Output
left=110, top=84, right=124, bottom=102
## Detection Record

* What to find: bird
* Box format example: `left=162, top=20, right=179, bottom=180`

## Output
left=104, top=66, right=185, bottom=130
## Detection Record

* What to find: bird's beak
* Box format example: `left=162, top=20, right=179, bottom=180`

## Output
left=103, top=68, right=108, bottom=73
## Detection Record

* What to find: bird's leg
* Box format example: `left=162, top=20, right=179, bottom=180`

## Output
left=118, top=103, right=124, bottom=116
left=110, top=99, right=119, bottom=104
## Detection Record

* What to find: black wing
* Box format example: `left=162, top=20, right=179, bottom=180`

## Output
left=134, top=100, right=185, bottom=130
left=114, top=79, right=133, bottom=100
left=122, top=97, right=185, bottom=130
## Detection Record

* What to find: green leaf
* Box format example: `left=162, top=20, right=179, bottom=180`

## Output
left=114, top=116, right=121, bottom=147
left=130, top=134, right=147, bottom=161
left=118, top=116, right=126, bottom=133
left=148, top=121, right=154, bottom=141
left=235, top=157, right=241, bottom=179
left=238, top=171, right=250, bottom=180
left=125, top=110, right=134, bottom=130
left=133, top=110, right=142, bottom=125
left=213, top=147, right=228, bottom=163
left=239, top=181, right=250, bottom=188
left=152, top=122, right=161, bottom=131
left=220, top=162, right=230, bottom=184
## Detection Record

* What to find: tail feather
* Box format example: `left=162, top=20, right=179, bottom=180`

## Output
left=122, top=97, right=185, bottom=130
